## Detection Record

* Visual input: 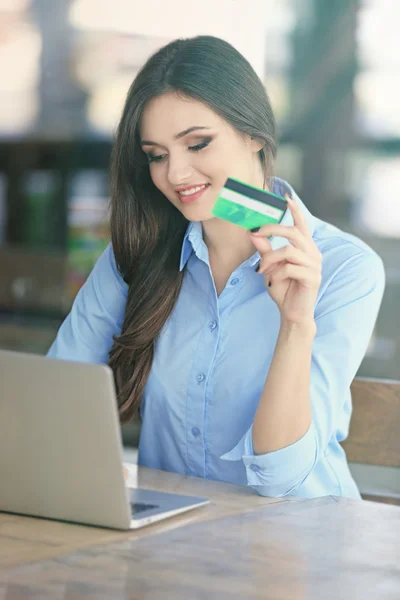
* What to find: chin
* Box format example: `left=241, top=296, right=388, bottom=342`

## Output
left=186, top=211, right=214, bottom=222
left=177, top=203, right=213, bottom=220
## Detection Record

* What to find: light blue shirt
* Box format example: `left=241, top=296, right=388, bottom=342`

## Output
left=47, top=178, right=385, bottom=499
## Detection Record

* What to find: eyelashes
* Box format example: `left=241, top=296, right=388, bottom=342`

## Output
left=189, top=140, right=210, bottom=152
left=147, top=137, right=212, bottom=164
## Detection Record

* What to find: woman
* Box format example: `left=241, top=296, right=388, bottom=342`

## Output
left=48, top=36, right=385, bottom=499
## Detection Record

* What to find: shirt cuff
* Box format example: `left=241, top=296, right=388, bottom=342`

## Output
left=220, top=422, right=317, bottom=496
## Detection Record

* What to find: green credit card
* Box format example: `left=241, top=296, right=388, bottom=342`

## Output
left=211, top=176, right=288, bottom=230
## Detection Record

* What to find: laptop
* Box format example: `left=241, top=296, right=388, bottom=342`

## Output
left=0, top=349, right=209, bottom=529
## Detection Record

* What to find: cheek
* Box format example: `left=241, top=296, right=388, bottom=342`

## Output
left=205, top=142, right=248, bottom=182
left=149, top=165, right=180, bottom=206
left=202, top=144, right=233, bottom=176
left=212, top=134, right=245, bottom=160
left=148, top=164, right=166, bottom=191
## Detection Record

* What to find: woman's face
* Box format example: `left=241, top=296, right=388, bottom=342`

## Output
left=139, top=92, right=264, bottom=222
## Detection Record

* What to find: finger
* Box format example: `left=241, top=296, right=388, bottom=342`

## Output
left=257, top=261, right=285, bottom=276
left=270, top=263, right=322, bottom=287
left=257, top=246, right=316, bottom=275
left=286, top=195, right=311, bottom=238
left=249, top=231, right=272, bottom=256
left=251, top=224, right=309, bottom=251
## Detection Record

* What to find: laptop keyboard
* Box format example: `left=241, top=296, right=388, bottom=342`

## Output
left=130, top=502, right=159, bottom=516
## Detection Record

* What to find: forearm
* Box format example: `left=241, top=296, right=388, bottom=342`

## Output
left=252, top=319, right=316, bottom=455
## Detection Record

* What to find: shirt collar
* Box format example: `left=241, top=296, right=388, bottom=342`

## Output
left=179, top=221, right=204, bottom=271
left=179, top=177, right=317, bottom=271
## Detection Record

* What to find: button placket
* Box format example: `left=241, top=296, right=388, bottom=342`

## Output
left=186, top=312, right=219, bottom=478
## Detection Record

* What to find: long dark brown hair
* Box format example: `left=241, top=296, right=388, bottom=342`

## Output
left=108, top=35, right=277, bottom=423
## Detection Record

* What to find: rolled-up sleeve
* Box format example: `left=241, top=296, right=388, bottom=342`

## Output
left=220, top=249, right=385, bottom=497
left=47, top=244, right=127, bottom=364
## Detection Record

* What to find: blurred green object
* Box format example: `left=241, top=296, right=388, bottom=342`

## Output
left=66, top=170, right=110, bottom=305
left=23, top=171, right=60, bottom=249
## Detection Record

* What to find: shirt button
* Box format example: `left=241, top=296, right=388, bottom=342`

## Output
left=250, top=464, right=261, bottom=473
left=209, top=320, right=217, bottom=331
left=191, top=427, right=201, bottom=437
left=230, top=277, right=240, bottom=286
left=196, top=373, right=205, bottom=383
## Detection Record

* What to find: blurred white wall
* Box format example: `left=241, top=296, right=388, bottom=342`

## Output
left=69, top=0, right=267, bottom=78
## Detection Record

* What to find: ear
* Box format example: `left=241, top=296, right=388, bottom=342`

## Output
left=250, top=136, right=264, bottom=153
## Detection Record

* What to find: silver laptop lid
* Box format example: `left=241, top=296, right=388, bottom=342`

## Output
left=0, top=350, right=132, bottom=529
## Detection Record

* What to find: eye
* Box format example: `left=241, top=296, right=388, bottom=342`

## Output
left=146, top=137, right=212, bottom=164
left=189, top=138, right=212, bottom=152
left=147, top=153, right=167, bottom=164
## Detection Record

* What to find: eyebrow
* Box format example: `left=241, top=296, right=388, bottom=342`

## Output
left=140, top=126, right=211, bottom=147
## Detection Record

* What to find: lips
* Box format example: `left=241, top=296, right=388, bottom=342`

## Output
left=177, top=184, right=210, bottom=203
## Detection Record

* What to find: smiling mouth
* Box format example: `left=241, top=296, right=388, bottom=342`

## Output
left=177, top=184, right=210, bottom=203
left=177, top=184, right=209, bottom=196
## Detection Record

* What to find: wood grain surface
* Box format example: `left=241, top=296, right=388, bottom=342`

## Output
left=0, top=466, right=294, bottom=569
left=1, top=468, right=399, bottom=599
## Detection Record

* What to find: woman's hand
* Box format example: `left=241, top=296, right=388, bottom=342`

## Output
left=250, top=196, right=322, bottom=326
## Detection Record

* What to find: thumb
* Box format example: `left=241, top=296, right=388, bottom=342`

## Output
left=249, top=232, right=272, bottom=255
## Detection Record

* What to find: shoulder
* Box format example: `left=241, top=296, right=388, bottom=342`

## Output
left=91, top=243, right=128, bottom=300
left=312, top=219, right=385, bottom=319
left=313, top=218, right=385, bottom=287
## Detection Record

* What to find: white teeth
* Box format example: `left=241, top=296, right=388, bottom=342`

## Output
left=179, top=184, right=207, bottom=196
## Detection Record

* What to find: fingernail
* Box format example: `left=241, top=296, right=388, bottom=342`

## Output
left=250, top=227, right=260, bottom=233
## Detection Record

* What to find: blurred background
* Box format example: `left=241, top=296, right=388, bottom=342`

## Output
left=0, top=0, right=398, bottom=496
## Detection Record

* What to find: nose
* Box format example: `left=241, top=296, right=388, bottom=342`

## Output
left=167, top=152, right=193, bottom=187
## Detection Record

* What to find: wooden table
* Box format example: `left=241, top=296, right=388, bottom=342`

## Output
left=0, top=467, right=399, bottom=599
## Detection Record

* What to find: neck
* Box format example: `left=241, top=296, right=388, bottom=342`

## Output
left=203, top=169, right=269, bottom=271
left=202, top=219, right=257, bottom=272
